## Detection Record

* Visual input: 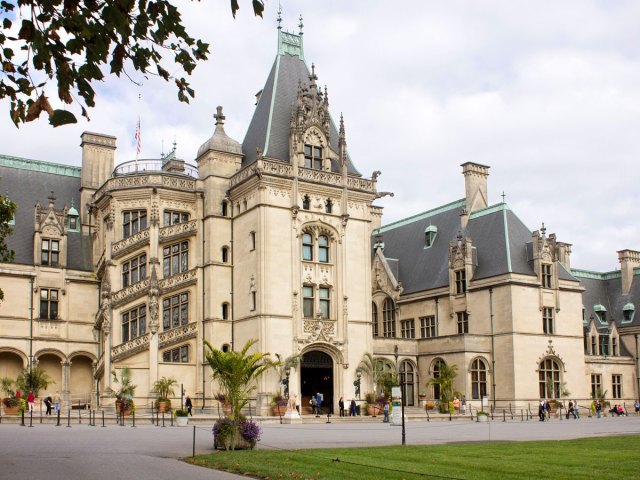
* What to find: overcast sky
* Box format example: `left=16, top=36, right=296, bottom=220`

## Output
left=1, top=0, right=638, bottom=272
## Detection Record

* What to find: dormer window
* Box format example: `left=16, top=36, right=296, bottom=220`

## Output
left=622, top=303, right=635, bottom=323
left=541, top=263, right=553, bottom=288
left=454, top=269, right=466, bottom=294
left=67, top=203, right=79, bottom=232
left=594, top=304, right=607, bottom=323
left=304, top=144, right=322, bottom=170
left=41, top=239, right=59, bottom=266
left=424, top=225, right=437, bottom=248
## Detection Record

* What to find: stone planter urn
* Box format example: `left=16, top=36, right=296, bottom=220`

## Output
left=175, top=415, right=188, bottom=427
left=477, top=413, right=489, bottom=422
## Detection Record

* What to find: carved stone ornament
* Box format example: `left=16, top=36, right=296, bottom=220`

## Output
left=147, top=265, right=160, bottom=334
left=290, top=67, right=331, bottom=147
left=303, top=319, right=335, bottom=342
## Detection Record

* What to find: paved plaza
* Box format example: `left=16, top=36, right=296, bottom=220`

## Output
left=1, top=416, right=639, bottom=479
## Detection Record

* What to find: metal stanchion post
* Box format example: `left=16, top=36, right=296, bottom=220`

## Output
left=40, top=404, right=42, bottom=424
left=170, top=413, right=173, bottom=427
left=503, top=409, right=506, bottom=422
left=56, top=409, right=60, bottom=426
left=67, top=410, right=71, bottom=427
left=102, top=410, right=106, bottom=427
left=20, top=409, right=25, bottom=426
left=79, top=407, right=81, bottom=424
left=162, top=411, right=165, bottom=427
left=192, top=425, right=196, bottom=458
left=29, top=409, right=33, bottom=427
left=132, top=410, right=136, bottom=428
left=326, top=412, right=331, bottom=424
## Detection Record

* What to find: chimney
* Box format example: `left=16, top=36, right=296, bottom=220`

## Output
left=461, top=162, right=490, bottom=213
left=618, top=249, right=640, bottom=295
left=556, top=241, right=572, bottom=271
left=80, top=132, right=116, bottom=222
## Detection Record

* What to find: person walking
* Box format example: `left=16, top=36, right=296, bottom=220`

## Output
left=538, top=400, right=545, bottom=421
left=453, top=396, right=460, bottom=414
left=316, top=392, right=322, bottom=416
left=185, top=395, right=193, bottom=416
left=338, top=397, right=345, bottom=417
left=573, top=400, right=580, bottom=419
left=349, top=398, right=357, bottom=416
left=53, top=391, right=61, bottom=414
left=310, top=396, right=317, bottom=415
left=595, top=400, right=602, bottom=418
left=544, top=400, right=551, bottom=420
left=27, top=391, right=35, bottom=412
left=634, top=399, right=640, bottom=416
left=383, top=401, right=390, bottom=423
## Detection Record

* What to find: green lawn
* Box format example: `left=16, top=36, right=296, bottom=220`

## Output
left=187, top=435, right=640, bottom=480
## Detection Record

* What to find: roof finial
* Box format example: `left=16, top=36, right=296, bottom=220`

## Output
left=214, top=105, right=226, bottom=126
left=501, top=191, right=506, bottom=203
left=299, top=14, right=304, bottom=35
left=277, top=3, right=282, bottom=30
left=310, top=63, right=317, bottom=82
left=48, top=191, right=56, bottom=206
left=540, top=222, right=546, bottom=236
left=339, top=113, right=345, bottom=137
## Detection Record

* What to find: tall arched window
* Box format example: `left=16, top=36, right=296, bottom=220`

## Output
left=539, top=358, right=561, bottom=398
left=432, top=359, right=445, bottom=400
left=318, top=235, right=329, bottom=263
left=372, top=302, right=379, bottom=337
left=471, top=358, right=487, bottom=399
left=382, top=298, right=396, bottom=338
left=302, top=233, right=313, bottom=261
left=399, top=361, right=415, bottom=406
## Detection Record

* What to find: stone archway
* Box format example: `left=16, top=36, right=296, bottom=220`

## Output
left=69, top=354, right=95, bottom=407
left=399, top=361, right=416, bottom=407
left=300, top=350, right=334, bottom=415
left=36, top=353, right=64, bottom=399
left=0, top=351, right=26, bottom=388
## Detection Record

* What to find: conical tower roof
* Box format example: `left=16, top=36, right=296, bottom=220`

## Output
left=197, top=106, right=242, bottom=157
left=242, top=21, right=361, bottom=176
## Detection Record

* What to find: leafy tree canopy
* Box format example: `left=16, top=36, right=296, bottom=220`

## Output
left=0, top=0, right=264, bottom=127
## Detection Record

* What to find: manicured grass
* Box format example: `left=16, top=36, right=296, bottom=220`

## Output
left=187, top=435, right=640, bottom=480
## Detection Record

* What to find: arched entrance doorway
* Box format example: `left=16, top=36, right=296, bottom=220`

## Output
left=300, top=350, right=334, bottom=414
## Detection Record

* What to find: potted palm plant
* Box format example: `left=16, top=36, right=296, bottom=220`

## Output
left=427, top=363, right=458, bottom=413
left=16, top=367, right=54, bottom=398
left=106, top=367, right=137, bottom=415
left=152, top=376, right=177, bottom=413
left=205, top=338, right=277, bottom=450
left=1, top=377, right=20, bottom=415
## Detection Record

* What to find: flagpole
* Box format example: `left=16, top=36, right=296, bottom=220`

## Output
left=135, top=94, right=141, bottom=170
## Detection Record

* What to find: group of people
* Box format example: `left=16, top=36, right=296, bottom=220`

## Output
left=14, top=390, right=61, bottom=414
left=538, top=399, right=582, bottom=421
left=337, top=397, right=359, bottom=416
left=452, top=396, right=467, bottom=414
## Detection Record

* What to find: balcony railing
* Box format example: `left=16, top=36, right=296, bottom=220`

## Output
left=113, top=159, right=198, bottom=178
left=112, top=333, right=151, bottom=362
left=158, top=322, right=197, bottom=349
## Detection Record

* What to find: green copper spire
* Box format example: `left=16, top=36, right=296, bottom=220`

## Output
left=277, top=15, right=304, bottom=60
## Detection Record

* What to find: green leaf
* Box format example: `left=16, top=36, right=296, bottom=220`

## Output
left=49, top=109, right=78, bottom=127
left=252, top=0, right=264, bottom=17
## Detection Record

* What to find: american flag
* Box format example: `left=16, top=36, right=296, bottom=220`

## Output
left=135, top=119, right=141, bottom=160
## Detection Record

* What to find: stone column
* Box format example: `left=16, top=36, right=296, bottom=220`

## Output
left=62, top=360, right=71, bottom=409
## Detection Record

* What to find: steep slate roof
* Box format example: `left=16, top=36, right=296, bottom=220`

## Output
left=373, top=200, right=551, bottom=295
left=242, top=29, right=361, bottom=176
left=0, top=155, right=93, bottom=272
left=574, top=269, right=640, bottom=329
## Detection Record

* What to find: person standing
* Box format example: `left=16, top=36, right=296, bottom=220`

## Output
left=338, top=397, right=345, bottom=417
left=544, top=399, right=551, bottom=420
left=383, top=401, right=390, bottom=423
left=634, top=399, right=640, bottom=416
left=453, top=396, right=460, bottom=414
left=349, top=399, right=357, bottom=416
left=53, top=391, right=61, bottom=414
left=595, top=399, right=602, bottom=418
left=316, top=392, right=322, bottom=416
left=185, top=395, right=193, bottom=416
left=27, top=391, right=35, bottom=412
left=461, top=396, right=467, bottom=415
left=538, top=400, right=545, bottom=421
left=573, top=400, right=580, bottom=419
left=310, top=396, right=317, bottom=415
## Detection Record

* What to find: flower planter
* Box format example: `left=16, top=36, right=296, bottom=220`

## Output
left=215, top=431, right=255, bottom=450
left=175, top=415, right=188, bottom=427
left=157, top=400, right=171, bottom=413
left=115, top=400, right=133, bottom=416
left=3, top=405, right=20, bottom=415
left=272, top=405, right=287, bottom=416
left=477, top=414, right=489, bottom=423
left=367, top=404, right=381, bottom=417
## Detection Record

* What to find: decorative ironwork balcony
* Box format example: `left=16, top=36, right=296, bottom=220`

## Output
left=112, top=159, right=198, bottom=178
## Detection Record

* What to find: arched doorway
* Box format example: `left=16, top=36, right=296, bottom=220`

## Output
left=300, top=350, right=334, bottom=414
left=399, top=361, right=415, bottom=406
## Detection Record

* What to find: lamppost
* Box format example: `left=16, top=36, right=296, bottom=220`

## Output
left=354, top=369, right=362, bottom=399
left=283, top=366, right=291, bottom=398
left=394, top=345, right=406, bottom=446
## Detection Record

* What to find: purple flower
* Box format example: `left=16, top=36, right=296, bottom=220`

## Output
left=240, top=420, right=262, bottom=443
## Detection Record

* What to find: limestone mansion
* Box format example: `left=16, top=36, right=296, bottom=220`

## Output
left=0, top=25, right=638, bottom=414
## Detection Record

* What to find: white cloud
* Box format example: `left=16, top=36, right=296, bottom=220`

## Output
left=0, top=0, right=638, bottom=271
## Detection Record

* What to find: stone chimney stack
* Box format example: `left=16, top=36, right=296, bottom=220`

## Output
left=618, top=249, right=640, bottom=295
left=80, top=132, right=116, bottom=223
left=556, top=241, right=572, bottom=271
left=461, top=162, right=490, bottom=214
